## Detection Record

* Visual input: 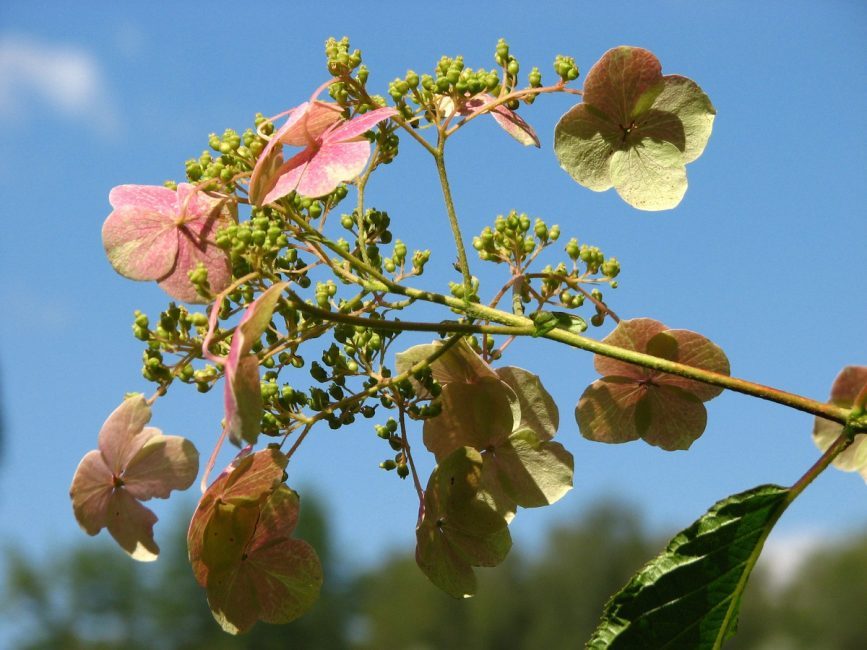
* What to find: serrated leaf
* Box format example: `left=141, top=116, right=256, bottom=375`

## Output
left=415, top=447, right=512, bottom=598
left=531, top=311, right=588, bottom=338
left=554, top=46, right=715, bottom=211
left=813, top=366, right=867, bottom=480
left=587, top=484, right=789, bottom=649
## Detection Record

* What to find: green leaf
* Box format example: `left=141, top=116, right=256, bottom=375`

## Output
left=587, top=484, right=789, bottom=649
left=415, top=447, right=512, bottom=598
left=813, top=366, right=867, bottom=479
left=531, top=311, right=588, bottom=338
left=554, top=46, right=715, bottom=211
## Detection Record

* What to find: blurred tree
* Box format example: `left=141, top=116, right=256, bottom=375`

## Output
left=9, top=499, right=862, bottom=649
left=350, top=501, right=661, bottom=649
left=2, top=493, right=350, bottom=649
left=766, top=530, right=867, bottom=650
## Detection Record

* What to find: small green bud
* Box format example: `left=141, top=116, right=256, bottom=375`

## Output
left=528, top=66, right=542, bottom=87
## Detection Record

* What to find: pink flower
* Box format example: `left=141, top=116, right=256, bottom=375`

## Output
left=251, top=87, right=397, bottom=205
left=440, top=94, right=540, bottom=147
left=223, top=282, right=288, bottom=446
left=69, top=395, right=199, bottom=560
left=102, top=183, right=233, bottom=303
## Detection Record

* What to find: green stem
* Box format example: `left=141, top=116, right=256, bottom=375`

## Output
left=354, top=146, right=377, bottom=266
left=713, top=429, right=853, bottom=649
left=292, top=333, right=464, bottom=427
left=787, top=427, right=854, bottom=502
left=434, top=143, right=474, bottom=297
left=276, top=209, right=857, bottom=428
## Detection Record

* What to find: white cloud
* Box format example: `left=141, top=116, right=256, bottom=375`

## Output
left=0, top=34, right=119, bottom=136
left=758, top=530, right=826, bottom=589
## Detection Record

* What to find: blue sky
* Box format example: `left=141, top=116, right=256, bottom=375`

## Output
left=0, top=0, right=865, bottom=585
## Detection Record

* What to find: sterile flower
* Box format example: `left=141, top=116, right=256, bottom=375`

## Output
left=102, top=183, right=233, bottom=303
left=441, top=94, right=540, bottom=147
left=251, top=90, right=397, bottom=205
left=69, top=395, right=199, bottom=560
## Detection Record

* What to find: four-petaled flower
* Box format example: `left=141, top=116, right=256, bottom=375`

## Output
left=554, top=46, right=715, bottom=210
left=102, top=183, right=234, bottom=303
left=69, top=395, right=199, bottom=560
left=250, top=86, right=397, bottom=205
left=576, top=318, right=729, bottom=450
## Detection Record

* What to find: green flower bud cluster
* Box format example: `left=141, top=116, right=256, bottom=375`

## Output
left=473, top=210, right=559, bottom=266
left=467, top=333, right=503, bottom=362
left=553, top=55, right=580, bottom=82
left=448, top=276, right=480, bottom=303
left=382, top=239, right=408, bottom=274
left=314, top=280, right=337, bottom=309
left=133, top=304, right=215, bottom=387
left=188, top=262, right=212, bottom=301
left=583, top=288, right=614, bottom=327
left=216, top=209, right=293, bottom=278
left=141, top=347, right=170, bottom=384
left=375, top=418, right=409, bottom=478
left=185, top=119, right=267, bottom=190
left=133, top=297, right=239, bottom=393
left=341, top=207, right=393, bottom=249
left=411, top=249, right=431, bottom=275
left=258, top=374, right=325, bottom=437
left=494, top=38, right=528, bottom=104
left=325, top=36, right=363, bottom=77
left=564, top=238, right=620, bottom=283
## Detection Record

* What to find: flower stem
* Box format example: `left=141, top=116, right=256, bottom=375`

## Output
left=275, top=208, right=860, bottom=429
left=434, top=141, right=474, bottom=299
